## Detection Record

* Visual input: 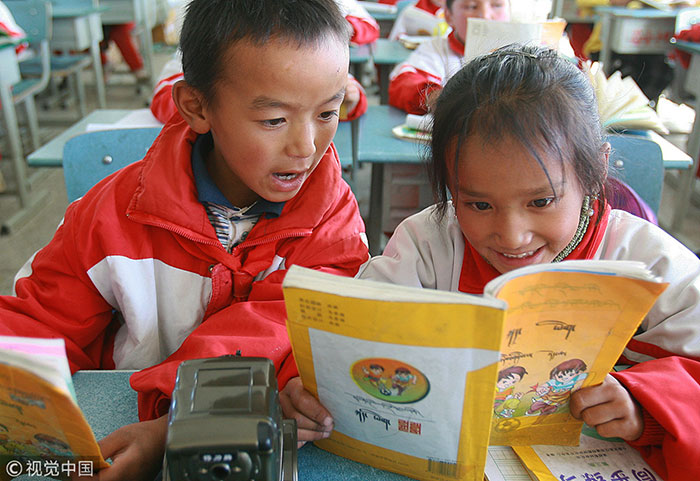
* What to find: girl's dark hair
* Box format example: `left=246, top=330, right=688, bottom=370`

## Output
left=429, top=44, right=607, bottom=221
left=180, top=0, right=351, bottom=105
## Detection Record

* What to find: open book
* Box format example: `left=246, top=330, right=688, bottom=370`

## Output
left=585, top=61, right=669, bottom=135
left=0, top=337, right=108, bottom=473
left=283, top=261, right=666, bottom=481
left=638, top=0, right=696, bottom=10
left=464, top=17, right=567, bottom=62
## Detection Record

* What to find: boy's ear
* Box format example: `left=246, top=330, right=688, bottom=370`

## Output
left=172, top=80, right=211, bottom=134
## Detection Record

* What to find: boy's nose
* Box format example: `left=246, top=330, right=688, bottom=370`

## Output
left=287, top=123, right=316, bottom=159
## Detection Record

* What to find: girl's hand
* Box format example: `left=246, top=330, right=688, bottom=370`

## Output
left=279, top=376, right=333, bottom=447
left=569, top=374, right=644, bottom=441
left=78, top=414, right=168, bottom=481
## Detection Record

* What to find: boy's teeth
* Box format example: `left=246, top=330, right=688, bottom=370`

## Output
left=275, top=173, right=297, bottom=180
left=502, top=251, right=534, bottom=259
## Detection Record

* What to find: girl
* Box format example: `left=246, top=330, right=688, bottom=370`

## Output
left=359, top=45, right=700, bottom=481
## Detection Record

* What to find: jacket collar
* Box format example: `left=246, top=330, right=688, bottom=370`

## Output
left=125, top=115, right=345, bottom=245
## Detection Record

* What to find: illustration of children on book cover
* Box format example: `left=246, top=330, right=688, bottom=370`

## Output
left=308, top=329, right=500, bottom=465
left=487, top=269, right=664, bottom=446
left=0, top=363, right=107, bottom=471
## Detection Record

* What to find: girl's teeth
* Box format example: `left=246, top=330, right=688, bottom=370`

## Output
left=502, top=251, right=534, bottom=259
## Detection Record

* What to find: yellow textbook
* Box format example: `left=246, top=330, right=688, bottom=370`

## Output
left=0, top=337, right=109, bottom=476
left=283, top=261, right=666, bottom=481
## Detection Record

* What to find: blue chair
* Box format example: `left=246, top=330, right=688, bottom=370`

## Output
left=5, top=0, right=52, bottom=153
left=62, top=127, right=161, bottom=202
left=606, top=134, right=665, bottom=215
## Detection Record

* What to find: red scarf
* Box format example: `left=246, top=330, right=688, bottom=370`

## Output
left=458, top=199, right=611, bottom=294
left=415, top=0, right=441, bottom=15
left=448, top=31, right=465, bottom=56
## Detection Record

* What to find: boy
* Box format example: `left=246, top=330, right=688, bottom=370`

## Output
left=149, top=0, right=374, bottom=124
left=388, top=0, right=510, bottom=114
left=0, top=1, right=368, bottom=479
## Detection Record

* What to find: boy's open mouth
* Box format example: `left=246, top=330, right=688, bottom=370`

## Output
left=274, top=172, right=300, bottom=180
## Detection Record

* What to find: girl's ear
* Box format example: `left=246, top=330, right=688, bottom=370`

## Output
left=172, top=80, right=211, bottom=134
left=600, top=142, right=611, bottom=178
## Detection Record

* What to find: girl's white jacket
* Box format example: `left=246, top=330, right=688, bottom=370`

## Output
left=358, top=203, right=700, bottom=364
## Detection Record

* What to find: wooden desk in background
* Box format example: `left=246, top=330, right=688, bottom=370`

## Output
left=668, top=39, right=700, bottom=238
left=594, top=6, right=679, bottom=75
left=13, top=370, right=413, bottom=481
left=99, top=0, right=157, bottom=86
left=50, top=4, right=109, bottom=108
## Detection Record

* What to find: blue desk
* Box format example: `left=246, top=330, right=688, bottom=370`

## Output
left=50, top=4, right=109, bottom=108
left=25, top=109, right=354, bottom=169
left=595, top=6, right=678, bottom=75
left=668, top=39, right=700, bottom=236
left=12, top=370, right=413, bottom=480
left=371, top=38, right=412, bottom=105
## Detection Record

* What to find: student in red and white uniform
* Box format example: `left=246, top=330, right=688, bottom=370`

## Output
left=388, top=0, right=510, bottom=114
left=0, top=2, right=368, bottom=480
left=389, top=0, right=445, bottom=40
left=336, top=0, right=381, bottom=45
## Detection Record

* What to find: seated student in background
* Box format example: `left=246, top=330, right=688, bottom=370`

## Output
left=360, top=45, right=700, bottom=481
left=388, top=0, right=510, bottom=114
left=150, top=52, right=367, bottom=124
left=337, top=0, right=381, bottom=45
left=389, top=0, right=446, bottom=40
left=0, top=0, right=368, bottom=479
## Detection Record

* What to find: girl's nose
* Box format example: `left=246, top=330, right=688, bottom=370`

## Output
left=494, top=212, right=533, bottom=249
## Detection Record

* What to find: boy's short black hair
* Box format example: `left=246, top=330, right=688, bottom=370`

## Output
left=180, top=0, right=351, bottom=104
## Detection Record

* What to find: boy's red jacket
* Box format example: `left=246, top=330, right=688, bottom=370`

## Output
left=0, top=116, right=369, bottom=420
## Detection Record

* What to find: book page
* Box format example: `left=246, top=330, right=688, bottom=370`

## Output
left=485, top=446, right=537, bottom=481
left=284, top=266, right=506, bottom=481
left=484, top=262, right=666, bottom=446
left=465, top=18, right=543, bottom=62
left=514, top=427, right=660, bottom=480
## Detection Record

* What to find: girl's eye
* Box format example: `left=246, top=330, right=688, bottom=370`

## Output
left=320, top=110, right=339, bottom=121
left=531, top=197, right=554, bottom=208
left=262, top=118, right=285, bottom=127
left=469, top=201, right=491, bottom=211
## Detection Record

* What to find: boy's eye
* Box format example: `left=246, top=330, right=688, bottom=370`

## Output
left=262, top=118, right=285, bottom=127
left=531, top=197, right=554, bottom=208
left=320, top=110, right=339, bottom=121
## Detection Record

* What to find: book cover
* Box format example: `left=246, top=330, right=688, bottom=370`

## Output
left=484, top=262, right=667, bottom=446
left=283, top=261, right=666, bottom=480
left=0, top=337, right=109, bottom=475
left=284, top=266, right=507, bottom=481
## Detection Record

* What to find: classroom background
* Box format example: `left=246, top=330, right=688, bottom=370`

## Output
left=1, top=0, right=699, bottom=296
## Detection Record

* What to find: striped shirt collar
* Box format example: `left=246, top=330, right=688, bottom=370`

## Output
left=191, top=132, right=285, bottom=218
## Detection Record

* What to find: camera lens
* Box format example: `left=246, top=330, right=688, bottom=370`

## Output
left=210, top=463, right=230, bottom=480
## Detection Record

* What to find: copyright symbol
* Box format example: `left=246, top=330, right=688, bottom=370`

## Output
left=5, top=459, right=23, bottom=476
